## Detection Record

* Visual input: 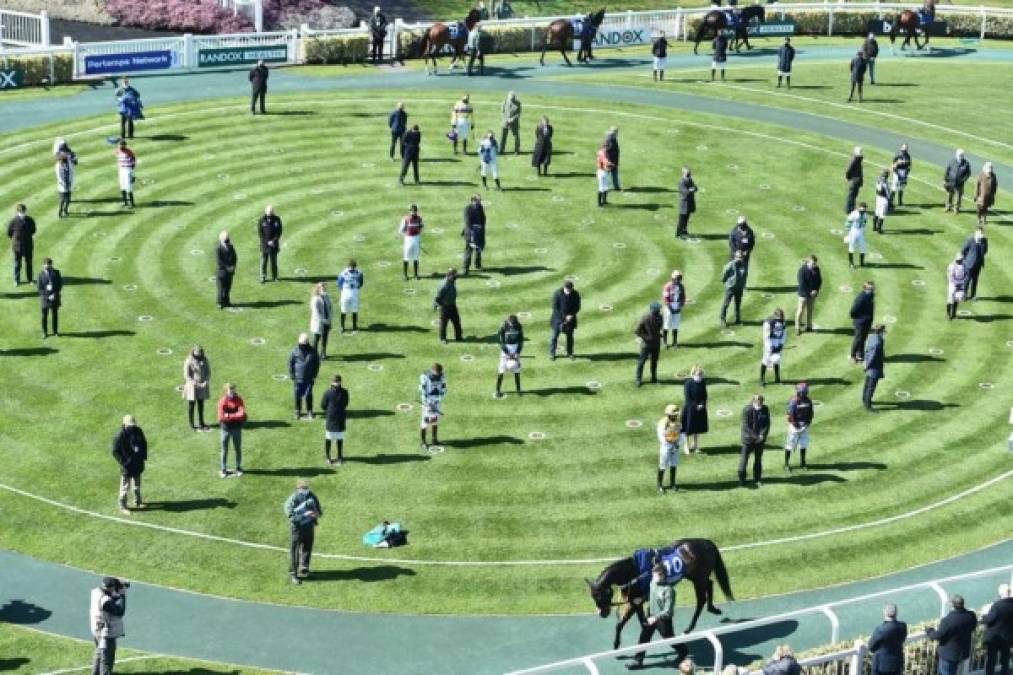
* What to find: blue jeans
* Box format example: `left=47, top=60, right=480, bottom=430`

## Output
left=220, top=427, right=242, bottom=472
left=937, top=658, right=960, bottom=675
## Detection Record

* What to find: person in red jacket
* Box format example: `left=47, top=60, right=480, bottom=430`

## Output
left=596, top=144, right=614, bottom=207
left=217, top=383, right=247, bottom=477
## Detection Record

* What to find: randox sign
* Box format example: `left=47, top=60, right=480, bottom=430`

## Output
left=577, top=26, right=652, bottom=50
left=198, top=45, right=288, bottom=68
left=0, top=68, right=24, bottom=89
left=722, top=21, right=796, bottom=38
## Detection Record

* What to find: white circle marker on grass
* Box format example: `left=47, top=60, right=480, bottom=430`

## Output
left=552, top=195, right=566, bottom=202
left=716, top=409, right=733, bottom=418
left=233, top=193, right=246, bottom=201
left=427, top=445, right=445, bottom=454
left=361, top=162, right=375, bottom=169
left=525, top=175, right=537, bottom=182
left=377, top=260, right=391, bottom=268
left=90, top=229, right=103, bottom=237
left=140, top=178, right=155, bottom=186
left=122, top=284, right=137, bottom=292
left=1006, top=340, right=1013, bottom=349
left=137, top=315, right=154, bottom=322
left=928, top=347, right=944, bottom=356
left=293, top=267, right=308, bottom=276
left=912, top=279, right=926, bottom=287
left=175, top=384, right=184, bottom=392
left=645, top=268, right=661, bottom=277
left=840, top=285, right=853, bottom=293
left=725, top=208, right=739, bottom=215
left=460, top=354, right=474, bottom=363
left=396, top=403, right=413, bottom=412
left=722, top=329, right=736, bottom=337
left=207, top=276, right=215, bottom=283
left=686, top=237, right=702, bottom=245
left=979, top=382, right=994, bottom=390
left=696, top=144, right=708, bottom=151
left=758, top=183, right=771, bottom=191
left=217, top=173, right=229, bottom=181
left=626, top=420, right=643, bottom=429
left=109, top=256, right=121, bottom=262
left=175, top=223, right=186, bottom=230
left=895, top=390, right=911, bottom=400
left=272, top=374, right=288, bottom=382
left=534, top=247, right=548, bottom=254
left=830, top=228, right=843, bottom=236
left=957, top=309, right=973, bottom=317
left=528, top=432, right=546, bottom=440
left=868, top=252, right=883, bottom=261
left=190, top=249, right=203, bottom=256
left=883, top=315, right=897, bottom=324
left=367, top=364, right=384, bottom=372
left=564, top=275, right=579, bottom=282
left=761, top=232, right=775, bottom=239
left=792, top=205, right=806, bottom=212
left=762, top=293, right=775, bottom=299
left=227, top=306, right=244, bottom=313
left=812, top=400, right=824, bottom=408
left=727, top=163, right=739, bottom=171
left=403, top=288, right=416, bottom=296
left=586, top=381, right=602, bottom=390
left=613, top=242, right=627, bottom=249
left=486, top=279, right=501, bottom=288
left=517, top=312, right=532, bottom=320
left=250, top=337, right=266, bottom=346
left=156, top=348, right=172, bottom=356
left=600, top=304, right=613, bottom=312
left=333, top=210, right=345, bottom=218
left=505, top=222, right=521, bottom=230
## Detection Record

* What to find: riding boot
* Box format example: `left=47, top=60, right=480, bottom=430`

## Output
left=419, top=428, right=427, bottom=449
left=759, top=364, right=767, bottom=387
left=898, top=191, right=903, bottom=206
left=777, top=76, right=782, bottom=88
left=786, top=76, right=791, bottom=89
left=495, top=373, right=503, bottom=397
left=657, top=469, right=665, bottom=494
left=653, top=71, right=657, bottom=82
left=668, top=467, right=677, bottom=491
left=800, top=448, right=807, bottom=469
left=463, top=140, right=468, bottom=154
left=482, top=176, right=488, bottom=189
left=848, top=252, right=855, bottom=269
left=514, top=373, right=522, bottom=394
left=784, top=449, right=792, bottom=472
left=121, top=190, right=129, bottom=206
left=432, top=425, right=439, bottom=445
left=860, top=253, right=865, bottom=267
left=413, top=261, right=420, bottom=279
left=773, top=364, right=781, bottom=384
left=495, top=178, right=501, bottom=191
left=672, top=329, right=678, bottom=348
left=325, top=439, right=332, bottom=463
left=129, top=192, right=135, bottom=207
left=721, top=69, right=725, bottom=81
left=662, top=330, right=668, bottom=347
left=710, top=68, right=715, bottom=81
left=453, top=139, right=458, bottom=154
left=402, top=261, right=409, bottom=281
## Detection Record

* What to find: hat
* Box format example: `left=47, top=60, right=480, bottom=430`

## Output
left=664, top=404, right=680, bottom=415
left=672, top=269, right=682, bottom=279
left=297, top=479, right=309, bottom=489
left=101, top=576, right=119, bottom=590
left=122, top=415, right=136, bottom=427
left=650, top=301, right=662, bottom=314
left=796, top=381, right=809, bottom=393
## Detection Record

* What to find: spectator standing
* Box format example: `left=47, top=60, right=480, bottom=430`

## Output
left=604, top=126, right=621, bottom=190
left=182, top=345, right=211, bottom=431
left=320, top=375, right=349, bottom=465
left=549, top=280, right=581, bottom=360
left=284, top=479, right=322, bottom=584
left=399, top=124, right=421, bottom=185
left=596, top=143, right=614, bottom=207
left=369, top=6, right=388, bottom=63
left=310, top=283, right=334, bottom=359
left=863, top=324, right=886, bottom=411
left=762, top=645, right=802, bottom=675
left=981, top=584, right=1012, bottom=675
left=289, top=333, right=321, bottom=419
left=661, top=270, right=686, bottom=349
left=739, top=394, right=770, bottom=487
left=112, top=415, right=147, bottom=514
left=657, top=404, right=683, bottom=493
left=844, top=146, right=864, bottom=214
left=863, top=33, right=879, bottom=84
left=869, top=603, right=908, bottom=675
left=215, top=231, right=237, bottom=309
left=532, top=117, right=553, bottom=176
left=784, top=382, right=813, bottom=472
left=495, top=314, right=524, bottom=399
left=115, top=139, right=136, bottom=208
left=652, top=31, right=669, bottom=81
left=337, top=260, right=363, bottom=334
left=257, top=205, right=282, bottom=283
left=845, top=202, right=869, bottom=269
left=462, top=194, right=486, bottom=274
left=399, top=203, right=424, bottom=280
left=676, top=167, right=697, bottom=239
left=89, top=577, right=127, bottom=675
left=7, top=203, right=35, bottom=286
left=500, top=91, right=521, bottom=154
left=478, top=130, right=502, bottom=191
left=451, top=94, right=473, bottom=154
left=961, top=226, right=988, bottom=300
left=927, top=596, right=978, bottom=675
left=760, top=308, right=786, bottom=387
left=943, top=149, right=972, bottom=213
left=848, top=50, right=866, bottom=103
left=434, top=268, right=463, bottom=344
left=634, top=302, right=664, bottom=388
left=249, top=59, right=268, bottom=114
left=728, top=216, right=755, bottom=275
left=890, top=143, right=912, bottom=206
left=849, top=281, right=875, bottom=362
left=946, top=253, right=967, bottom=321
left=217, top=383, right=246, bottom=477
left=54, top=140, right=77, bottom=218
left=627, top=564, right=683, bottom=669
left=37, top=257, right=62, bottom=339
left=114, top=77, right=143, bottom=139
left=388, top=102, right=407, bottom=160
left=681, top=365, right=709, bottom=454
left=975, top=161, right=998, bottom=225
left=419, top=363, right=447, bottom=449
left=466, top=22, right=485, bottom=76
left=719, top=251, right=748, bottom=328
left=776, top=37, right=795, bottom=88
left=795, top=255, right=822, bottom=335
left=712, top=32, right=728, bottom=81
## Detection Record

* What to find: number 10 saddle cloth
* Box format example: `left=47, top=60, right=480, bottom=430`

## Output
left=633, top=543, right=693, bottom=594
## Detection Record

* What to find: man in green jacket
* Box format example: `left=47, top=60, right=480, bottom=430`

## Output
left=500, top=91, right=521, bottom=154
left=628, top=564, right=688, bottom=670
left=720, top=250, right=748, bottom=328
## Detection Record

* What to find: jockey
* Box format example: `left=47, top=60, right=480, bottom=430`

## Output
left=919, top=2, right=935, bottom=25
left=418, top=363, right=447, bottom=450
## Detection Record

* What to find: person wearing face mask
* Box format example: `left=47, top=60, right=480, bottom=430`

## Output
left=626, top=564, right=687, bottom=670
left=975, top=161, right=998, bottom=225
left=320, top=375, right=349, bottom=465
left=215, top=230, right=237, bottom=309
left=681, top=365, right=709, bottom=454
left=661, top=270, right=686, bottom=349
left=960, top=226, right=988, bottom=300
left=656, top=404, right=683, bottom=494
left=719, top=251, right=748, bottom=328
left=849, top=281, right=875, bottom=363
left=943, top=149, right=972, bottom=214
left=182, top=345, right=211, bottom=431
left=634, top=302, right=664, bottom=388
left=890, top=143, right=912, bottom=207
left=946, top=253, right=968, bottom=321
left=7, top=203, right=36, bottom=287
left=217, top=383, right=246, bottom=478
left=760, top=308, right=786, bottom=387
left=284, top=479, right=322, bottom=585
left=495, top=314, right=524, bottom=399
left=739, top=394, right=770, bottom=487
left=863, top=324, right=886, bottom=412
left=784, top=382, right=813, bottom=472
left=419, top=363, right=447, bottom=450
left=795, top=255, right=821, bottom=335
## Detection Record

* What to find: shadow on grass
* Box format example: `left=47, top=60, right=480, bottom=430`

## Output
left=61, top=329, right=135, bottom=339
left=142, top=498, right=237, bottom=512
left=0, top=347, right=58, bottom=356
left=232, top=300, right=300, bottom=309
left=0, top=600, right=51, bottom=625
left=806, top=461, right=887, bottom=471
left=483, top=265, right=555, bottom=276
left=886, top=353, right=944, bottom=363
left=969, top=313, right=1013, bottom=323
left=308, top=566, right=417, bottom=582
left=244, top=420, right=291, bottom=429
left=148, top=133, right=189, bottom=141
left=346, top=454, right=430, bottom=465
left=747, top=285, right=796, bottom=293
left=0, top=658, right=30, bottom=671
left=142, top=200, right=195, bottom=208
left=679, top=341, right=752, bottom=349
left=442, top=435, right=524, bottom=448
left=242, top=467, right=335, bottom=477
left=679, top=473, right=846, bottom=490
left=369, top=323, right=429, bottom=333
left=340, top=352, right=405, bottom=362
left=527, top=386, right=600, bottom=396
left=876, top=399, right=959, bottom=411
left=346, top=409, right=396, bottom=419
left=63, top=276, right=112, bottom=286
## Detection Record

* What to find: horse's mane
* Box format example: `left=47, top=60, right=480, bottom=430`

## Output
left=593, top=555, right=637, bottom=588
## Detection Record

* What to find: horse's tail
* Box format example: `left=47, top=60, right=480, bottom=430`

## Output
left=417, top=30, right=430, bottom=58
left=712, top=544, right=734, bottom=601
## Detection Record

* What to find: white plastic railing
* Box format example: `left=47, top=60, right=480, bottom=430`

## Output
left=509, top=563, right=1013, bottom=674
left=0, top=8, right=49, bottom=47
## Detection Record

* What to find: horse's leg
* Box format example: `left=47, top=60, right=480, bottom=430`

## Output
left=561, top=45, right=572, bottom=66
left=707, top=579, right=722, bottom=614
left=614, top=605, right=632, bottom=650
left=685, top=580, right=706, bottom=633
left=540, top=42, right=548, bottom=66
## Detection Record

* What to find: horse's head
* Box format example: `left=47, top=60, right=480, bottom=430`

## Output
left=585, top=577, right=614, bottom=618
left=590, top=8, right=607, bottom=28
left=465, top=8, right=482, bottom=28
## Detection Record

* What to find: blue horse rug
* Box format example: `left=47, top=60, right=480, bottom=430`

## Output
left=632, top=545, right=687, bottom=595
left=449, top=22, right=468, bottom=41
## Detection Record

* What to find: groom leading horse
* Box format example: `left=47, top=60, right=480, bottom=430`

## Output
left=693, top=5, right=765, bottom=54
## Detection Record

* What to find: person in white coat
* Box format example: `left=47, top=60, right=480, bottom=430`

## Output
left=54, top=138, right=77, bottom=218
left=309, top=283, right=334, bottom=360
left=656, top=403, right=683, bottom=494
left=760, top=308, right=787, bottom=387
left=844, top=202, right=869, bottom=269
left=337, top=259, right=364, bottom=333
left=946, top=252, right=967, bottom=321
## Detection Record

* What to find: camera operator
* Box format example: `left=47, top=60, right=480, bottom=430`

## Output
left=90, top=576, right=128, bottom=675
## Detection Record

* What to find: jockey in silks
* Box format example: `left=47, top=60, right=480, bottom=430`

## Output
left=418, top=363, right=447, bottom=450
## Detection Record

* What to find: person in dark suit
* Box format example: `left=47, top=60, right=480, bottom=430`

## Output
left=776, top=37, right=795, bottom=88
left=604, top=126, right=621, bottom=190
left=943, top=149, right=972, bottom=213
left=400, top=125, right=421, bottom=186
left=369, top=6, right=388, bottom=63
left=320, top=375, right=349, bottom=465
left=549, top=280, right=581, bottom=360
left=389, top=102, right=407, bottom=160
left=848, top=50, right=867, bottom=103
left=863, top=324, right=885, bottom=412
left=961, top=225, right=988, bottom=300
left=112, top=415, right=147, bottom=514
left=461, top=194, right=486, bottom=275
left=869, top=604, right=908, bottom=675
left=249, top=60, right=269, bottom=114
left=216, top=231, right=237, bottom=309
left=256, top=205, right=282, bottom=283
left=981, top=584, right=1012, bottom=675
left=845, top=146, right=864, bottom=214
left=681, top=364, right=708, bottom=453
left=676, top=167, right=697, bottom=239
left=634, top=302, right=663, bottom=387
left=532, top=117, right=553, bottom=176
left=728, top=216, right=755, bottom=273
left=863, top=33, right=879, bottom=84
left=711, top=32, right=728, bottom=81
left=738, top=394, right=770, bottom=487
left=433, top=268, right=462, bottom=344
left=928, top=596, right=978, bottom=675
left=7, top=203, right=36, bottom=286
left=849, top=281, right=875, bottom=362
left=37, top=257, right=62, bottom=339
left=795, top=255, right=822, bottom=335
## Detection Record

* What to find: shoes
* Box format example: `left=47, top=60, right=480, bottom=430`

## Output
left=784, top=465, right=792, bottom=474
left=234, top=470, right=244, bottom=477
left=494, top=392, right=504, bottom=400
left=290, top=575, right=302, bottom=585
left=549, top=353, right=556, bottom=361
left=134, top=502, right=145, bottom=510
left=441, top=339, right=448, bottom=345
left=669, top=484, right=678, bottom=493
left=756, top=481, right=763, bottom=487
left=626, top=663, right=644, bottom=671
left=294, top=411, right=301, bottom=420
left=220, top=470, right=228, bottom=478
left=658, top=486, right=665, bottom=495
left=720, top=319, right=727, bottom=328
left=327, top=458, right=336, bottom=465
left=119, top=506, right=130, bottom=515
left=306, top=412, right=315, bottom=420
left=420, top=442, right=428, bottom=452
left=635, top=380, right=642, bottom=388
left=42, top=332, right=48, bottom=340
left=568, top=353, right=575, bottom=360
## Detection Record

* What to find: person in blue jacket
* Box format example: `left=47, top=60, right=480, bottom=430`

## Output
left=776, top=37, right=795, bottom=88
left=389, top=102, right=408, bottom=160
left=115, top=77, right=143, bottom=140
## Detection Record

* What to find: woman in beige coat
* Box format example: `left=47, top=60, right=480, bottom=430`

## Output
left=182, top=345, right=211, bottom=431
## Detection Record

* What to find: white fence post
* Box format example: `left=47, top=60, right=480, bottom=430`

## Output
left=929, top=582, right=949, bottom=618
left=704, top=631, right=724, bottom=673
left=820, top=606, right=841, bottom=645
left=254, top=0, right=264, bottom=33
left=289, top=27, right=299, bottom=63
left=71, top=39, right=80, bottom=78
left=828, top=7, right=835, bottom=36
left=182, top=33, right=194, bottom=68
left=980, top=6, right=987, bottom=38
left=39, top=9, right=49, bottom=45
left=852, top=639, right=867, bottom=674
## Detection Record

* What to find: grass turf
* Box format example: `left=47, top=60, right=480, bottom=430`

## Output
left=0, top=88, right=1009, bottom=616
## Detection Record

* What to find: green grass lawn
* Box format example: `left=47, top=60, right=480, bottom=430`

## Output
left=0, top=84, right=91, bottom=102
left=0, top=89, right=1009, bottom=616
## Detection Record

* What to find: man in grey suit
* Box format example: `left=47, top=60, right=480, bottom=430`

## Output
left=943, top=149, right=972, bottom=213
left=863, top=323, right=885, bottom=412
left=868, top=603, right=908, bottom=674
left=676, top=167, right=697, bottom=239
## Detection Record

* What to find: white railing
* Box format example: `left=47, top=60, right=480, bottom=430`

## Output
left=510, top=563, right=1013, bottom=674
left=218, top=0, right=264, bottom=33
left=0, top=8, right=49, bottom=47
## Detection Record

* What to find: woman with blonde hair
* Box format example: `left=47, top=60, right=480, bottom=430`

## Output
left=681, top=365, right=709, bottom=454
left=762, top=645, right=801, bottom=675
left=679, top=657, right=696, bottom=673
left=310, top=282, right=334, bottom=360
left=182, top=346, right=211, bottom=431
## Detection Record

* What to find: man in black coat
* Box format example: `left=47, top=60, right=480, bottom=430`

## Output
left=982, top=584, right=1012, bottom=675
left=863, top=324, right=885, bottom=411
left=927, top=595, right=978, bottom=675
left=399, top=125, right=421, bottom=186
left=389, top=102, right=407, bottom=160
left=634, top=302, right=663, bottom=387
left=369, top=6, right=388, bottom=63
left=738, top=394, right=770, bottom=487
left=943, top=149, right=972, bottom=213
left=961, top=225, right=988, bottom=300
left=37, top=257, right=62, bottom=339
left=845, top=146, right=864, bottom=214
left=863, top=32, right=880, bottom=84
left=676, top=167, right=697, bottom=239
left=249, top=60, right=268, bottom=114
left=215, top=231, right=237, bottom=309
left=7, top=203, right=36, bottom=286
left=461, top=194, right=486, bottom=275
left=848, top=50, right=867, bottom=103
left=795, top=255, right=822, bottom=335
left=284, top=479, right=322, bottom=585
left=604, top=127, right=621, bottom=191
left=434, top=268, right=462, bottom=344
left=549, top=280, right=581, bottom=360
left=728, top=216, right=755, bottom=275
left=257, top=205, right=282, bottom=283
left=320, top=375, right=349, bottom=465
left=112, top=415, right=147, bottom=514
left=868, top=603, right=908, bottom=675
left=289, top=333, right=321, bottom=419
left=849, top=281, right=875, bottom=362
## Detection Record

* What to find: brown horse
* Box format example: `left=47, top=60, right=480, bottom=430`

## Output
left=692, top=5, right=765, bottom=54
left=417, top=9, right=481, bottom=75
left=539, top=8, right=607, bottom=67
left=889, top=0, right=936, bottom=51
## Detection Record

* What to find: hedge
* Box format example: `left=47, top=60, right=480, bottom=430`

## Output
left=397, top=23, right=554, bottom=59
left=0, top=53, right=74, bottom=86
left=303, top=34, right=371, bottom=64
